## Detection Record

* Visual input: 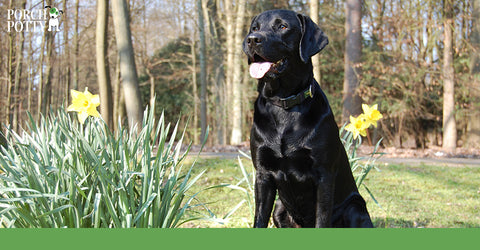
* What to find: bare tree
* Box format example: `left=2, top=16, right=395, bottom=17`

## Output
left=224, top=0, right=234, bottom=144
left=73, top=0, right=80, bottom=90
left=230, top=0, right=246, bottom=145
left=96, top=0, right=113, bottom=127
left=206, top=0, right=226, bottom=145
left=42, top=0, right=55, bottom=115
left=12, top=0, right=27, bottom=132
left=343, top=0, right=363, bottom=122
left=442, top=0, right=456, bottom=151
left=310, top=0, right=321, bottom=85
left=190, top=32, right=199, bottom=144
left=41, top=31, right=53, bottom=115
left=6, top=0, right=14, bottom=126
left=197, top=0, right=208, bottom=142
left=62, top=0, right=71, bottom=104
left=112, top=0, right=143, bottom=127
left=467, top=0, right=480, bottom=147
left=26, top=27, right=34, bottom=114
left=37, top=3, right=47, bottom=120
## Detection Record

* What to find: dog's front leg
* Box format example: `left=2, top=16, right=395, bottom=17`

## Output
left=253, top=172, right=276, bottom=228
left=315, top=177, right=334, bottom=227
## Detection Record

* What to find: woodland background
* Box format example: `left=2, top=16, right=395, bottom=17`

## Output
left=1, top=0, right=480, bottom=151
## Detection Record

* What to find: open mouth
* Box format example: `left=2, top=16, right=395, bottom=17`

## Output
left=252, top=54, right=266, bottom=63
left=249, top=54, right=287, bottom=79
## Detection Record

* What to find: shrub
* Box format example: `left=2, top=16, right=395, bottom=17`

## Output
left=0, top=106, right=206, bottom=228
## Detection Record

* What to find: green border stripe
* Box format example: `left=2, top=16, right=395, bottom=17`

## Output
left=1, top=228, right=478, bottom=249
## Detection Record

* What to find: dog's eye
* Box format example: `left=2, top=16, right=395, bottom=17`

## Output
left=252, top=26, right=259, bottom=32
left=279, top=24, right=288, bottom=30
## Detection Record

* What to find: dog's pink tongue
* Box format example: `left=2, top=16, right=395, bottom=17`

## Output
left=249, top=62, right=273, bottom=79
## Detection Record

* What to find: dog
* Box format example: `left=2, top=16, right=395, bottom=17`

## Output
left=45, top=6, right=63, bottom=32
left=243, top=9, right=374, bottom=228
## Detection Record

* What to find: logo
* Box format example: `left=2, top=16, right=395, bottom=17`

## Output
left=45, top=6, right=63, bottom=32
left=6, top=5, right=63, bottom=32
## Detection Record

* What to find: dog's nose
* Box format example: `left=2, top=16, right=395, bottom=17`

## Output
left=247, top=33, right=263, bottom=47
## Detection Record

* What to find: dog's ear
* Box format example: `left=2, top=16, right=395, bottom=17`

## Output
left=297, top=14, right=329, bottom=63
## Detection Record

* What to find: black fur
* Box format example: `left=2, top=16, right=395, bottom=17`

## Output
left=243, top=9, right=373, bottom=228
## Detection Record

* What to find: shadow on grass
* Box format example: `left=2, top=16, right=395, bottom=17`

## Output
left=372, top=217, right=480, bottom=228
left=372, top=217, right=429, bottom=228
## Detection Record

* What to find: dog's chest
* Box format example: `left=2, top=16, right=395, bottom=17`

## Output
left=256, top=133, right=319, bottom=185
left=256, top=143, right=319, bottom=206
left=252, top=105, right=323, bottom=180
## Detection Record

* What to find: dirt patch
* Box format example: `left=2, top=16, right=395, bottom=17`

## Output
left=357, top=145, right=480, bottom=159
left=190, top=144, right=479, bottom=160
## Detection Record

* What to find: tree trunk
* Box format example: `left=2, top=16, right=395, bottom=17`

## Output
left=310, top=0, right=322, bottom=86
left=37, top=5, right=47, bottom=120
left=73, top=0, right=80, bottom=90
left=0, top=130, right=7, bottom=150
left=230, top=0, right=246, bottom=145
left=207, top=0, right=225, bottom=145
left=442, top=0, right=457, bottom=151
left=41, top=28, right=54, bottom=115
left=10, top=0, right=26, bottom=131
left=13, top=1, right=25, bottom=132
left=224, top=0, right=234, bottom=144
left=197, top=0, right=208, bottom=142
left=112, top=0, right=144, bottom=128
left=96, top=0, right=114, bottom=128
left=6, top=0, right=14, bottom=127
left=190, top=33, right=199, bottom=145
left=343, top=0, right=363, bottom=122
left=113, top=55, right=125, bottom=128
left=27, top=28, right=34, bottom=114
left=467, top=0, right=480, bottom=148
left=41, top=0, right=54, bottom=115
left=63, top=0, right=70, bottom=105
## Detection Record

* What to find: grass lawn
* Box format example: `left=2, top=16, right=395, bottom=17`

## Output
left=181, top=157, right=480, bottom=228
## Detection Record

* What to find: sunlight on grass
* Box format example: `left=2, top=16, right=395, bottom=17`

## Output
left=182, top=157, right=255, bottom=228
left=366, top=164, right=480, bottom=228
left=183, top=158, right=480, bottom=228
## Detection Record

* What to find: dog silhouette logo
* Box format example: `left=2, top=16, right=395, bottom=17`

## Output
left=45, top=5, right=63, bottom=32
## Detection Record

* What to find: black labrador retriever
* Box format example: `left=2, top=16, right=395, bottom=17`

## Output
left=243, top=9, right=373, bottom=228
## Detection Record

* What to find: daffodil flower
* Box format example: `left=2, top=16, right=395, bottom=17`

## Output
left=345, top=114, right=368, bottom=140
left=362, top=104, right=383, bottom=128
left=67, top=87, right=101, bottom=124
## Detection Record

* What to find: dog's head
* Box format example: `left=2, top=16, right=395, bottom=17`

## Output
left=243, top=10, right=328, bottom=80
left=45, top=6, right=63, bottom=19
left=50, top=7, right=59, bottom=18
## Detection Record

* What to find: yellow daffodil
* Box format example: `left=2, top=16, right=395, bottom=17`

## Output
left=67, top=87, right=100, bottom=124
left=345, top=114, right=368, bottom=140
left=362, top=104, right=383, bottom=128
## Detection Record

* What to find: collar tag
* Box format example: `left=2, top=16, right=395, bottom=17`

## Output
left=304, top=84, right=313, bottom=99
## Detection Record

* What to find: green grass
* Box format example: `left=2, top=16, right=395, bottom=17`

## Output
left=181, top=157, right=255, bottom=228
left=368, top=164, right=480, bottom=228
left=183, top=157, right=480, bottom=228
